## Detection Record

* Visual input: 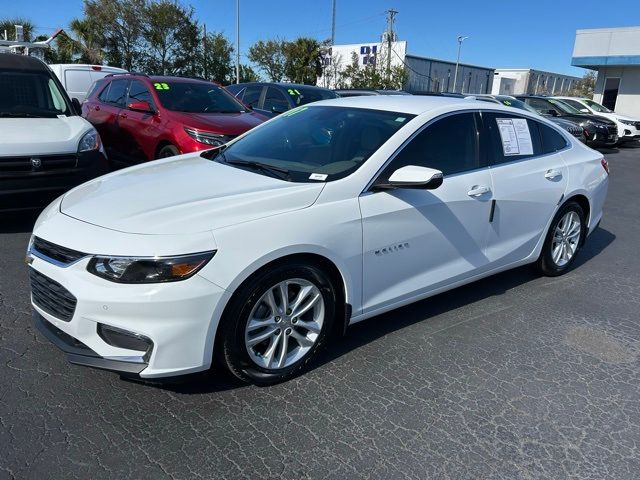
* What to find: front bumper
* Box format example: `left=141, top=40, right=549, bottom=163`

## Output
left=28, top=245, right=229, bottom=379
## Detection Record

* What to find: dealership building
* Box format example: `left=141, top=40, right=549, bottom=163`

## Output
left=319, top=40, right=495, bottom=94
left=572, top=26, right=640, bottom=117
left=491, top=69, right=581, bottom=96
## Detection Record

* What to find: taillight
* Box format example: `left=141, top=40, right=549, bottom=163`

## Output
left=601, top=158, right=610, bottom=175
left=91, top=65, right=102, bottom=71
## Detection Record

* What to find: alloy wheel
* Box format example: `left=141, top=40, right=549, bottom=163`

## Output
left=551, top=211, right=582, bottom=267
left=244, top=279, right=325, bottom=370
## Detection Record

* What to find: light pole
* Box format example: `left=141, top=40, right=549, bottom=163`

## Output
left=236, top=0, right=240, bottom=84
left=453, top=35, right=468, bottom=93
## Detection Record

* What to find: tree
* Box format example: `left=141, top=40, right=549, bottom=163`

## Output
left=53, top=18, right=105, bottom=64
left=283, top=37, right=322, bottom=84
left=84, top=0, right=146, bottom=70
left=248, top=39, right=286, bottom=82
left=142, top=0, right=200, bottom=75
left=232, top=64, right=261, bottom=84
left=568, top=71, right=597, bottom=98
left=202, top=31, right=234, bottom=83
left=0, top=18, right=35, bottom=41
left=337, top=50, right=407, bottom=90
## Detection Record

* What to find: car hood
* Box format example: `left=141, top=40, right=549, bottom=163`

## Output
left=0, top=116, right=92, bottom=156
left=60, top=155, right=325, bottom=234
left=171, top=111, right=267, bottom=136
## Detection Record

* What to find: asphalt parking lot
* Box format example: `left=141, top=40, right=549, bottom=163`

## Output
left=1, top=145, right=639, bottom=480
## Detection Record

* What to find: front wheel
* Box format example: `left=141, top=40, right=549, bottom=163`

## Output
left=536, top=201, right=586, bottom=276
left=217, top=262, right=337, bottom=385
left=157, top=144, right=180, bottom=159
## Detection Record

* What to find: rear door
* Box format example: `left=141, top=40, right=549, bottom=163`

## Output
left=85, top=78, right=129, bottom=161
left=482, top=112, right=569, bottom=266
left=116, top=79, right=159, bottom=163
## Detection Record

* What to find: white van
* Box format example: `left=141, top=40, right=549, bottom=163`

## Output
left=48, top=64, right=127, bottom=103
left=0, top=54, right=108, bottom=211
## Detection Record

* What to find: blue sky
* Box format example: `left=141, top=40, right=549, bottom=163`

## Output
left=4, top=0, right=636, bottom=76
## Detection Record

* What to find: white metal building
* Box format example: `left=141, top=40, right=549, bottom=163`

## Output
left=491, top=69, right=581, bottom=96
left=572, top=26, right=640, bottom=117
left=318, top=40, right=494, bottom=94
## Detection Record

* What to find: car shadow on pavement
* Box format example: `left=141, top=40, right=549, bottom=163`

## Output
left=0, top=212, right=39, bottom=234
left=158, top=226, right=615, bottom=394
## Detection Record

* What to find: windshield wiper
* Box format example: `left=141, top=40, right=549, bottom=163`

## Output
left=0, top=111, right=41, bottom=118
left=225, top=158, right=290, bottom=180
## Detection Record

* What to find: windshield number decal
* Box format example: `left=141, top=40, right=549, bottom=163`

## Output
left=154, top=82, right=170, bottom=90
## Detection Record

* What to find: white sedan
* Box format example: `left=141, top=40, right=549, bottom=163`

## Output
left=28, top=96, right=609, bottom=385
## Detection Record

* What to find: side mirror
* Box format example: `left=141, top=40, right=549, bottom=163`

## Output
left=127, top=100, right=155, bottom=114
left=271, top=105, right=287, bottom=115
left=580, top=108, right=590, bottom=113
left=377, top=165, right=444, bottom=190
left=71, top=98, right=82, bottom=115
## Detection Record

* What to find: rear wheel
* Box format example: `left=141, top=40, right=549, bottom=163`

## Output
left=157, top=144, right=180, bottom=158
left=217, top=262, right=337, bottom=385
left=536, top=201, right=586, bottom=276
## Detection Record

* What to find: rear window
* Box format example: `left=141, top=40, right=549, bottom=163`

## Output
left=0, top=70, right=71, bottom=117
left=154, top=81, right=245, bottom=113
left=288, top=87, right=339, bottom=106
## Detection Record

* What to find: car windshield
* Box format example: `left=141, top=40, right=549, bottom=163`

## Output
left=207, top=106, right=414, bottom=182
left=154, top=81, right=246, bottom=113
left=583, top=99, right=612, bottom=113
left=547, top=98, right=581, bottom=114
left=287, top=87, right=339, bottom=106
left=0, top=70, right=71, bottom=117
left=496, top=96, right=539, bottom=114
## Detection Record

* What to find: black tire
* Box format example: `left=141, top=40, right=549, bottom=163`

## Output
left=157, top=144, right=180, bottom=158
left=536, top=201, right=586, bottom=276
left=216, top=261, right=337, bottom=386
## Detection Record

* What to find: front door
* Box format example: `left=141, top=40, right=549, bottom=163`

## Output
left=360, top=112, right=494, bottom=314
left=117, top=79, right=160, bottom=163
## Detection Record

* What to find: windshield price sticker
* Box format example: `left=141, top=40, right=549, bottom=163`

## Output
left=309, top=173, right=328, bottom=181
left=153, top=82, right=170, bottom=90
left=496, top=118, right=534, bottom=156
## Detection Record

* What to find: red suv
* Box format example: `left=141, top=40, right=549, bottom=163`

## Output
left=82, top=74, right=267, bottom=166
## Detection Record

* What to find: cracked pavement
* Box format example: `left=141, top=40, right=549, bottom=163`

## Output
left=1, top=146, right=639, bottom=479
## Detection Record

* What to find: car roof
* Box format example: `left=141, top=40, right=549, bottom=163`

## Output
left=233, top=82, right=333, bottom=91
left=311, top=95, right=503, bottom=115
left=48, top=64, right=127, bottom=72
left=0, top=53, right=49, bottom=72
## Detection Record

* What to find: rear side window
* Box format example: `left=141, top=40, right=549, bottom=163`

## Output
left=241, top=86, right=262, bottom=107
left=98, top=79, right=128, bottom=106
left=482, top=112, right=542, bottom=165
left=64, top=70, right=93, bottom=94
left=263, top=87, right=289, bottom=112
left=539, top=123, right=569, bottom=153
left=385, top=112, right=480, bottom=177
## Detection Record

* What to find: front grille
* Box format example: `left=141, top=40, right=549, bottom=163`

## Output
left=29, top=269, right=77, bottom=322
left=635, top=122, right=640, bottom=129
left=0, top=154, right=77, bottom=175
left=32, top=237, right=87, bottom=265
left=607, top=125, right=617, bottom=135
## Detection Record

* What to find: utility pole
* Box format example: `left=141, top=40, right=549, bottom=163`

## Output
left=384, top=8, right=397, bottom=84
left=236, top=0, right=240, bottom=84
left=331, top=0, right=336, bottom=45
left=453, top=35, right=468, bottom=93
left=203, top=24, right=207, bottom=80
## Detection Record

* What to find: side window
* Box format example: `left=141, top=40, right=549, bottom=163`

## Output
left=539, top=123, right=569, bottom=154
left=525, top=98, right=554, bottom=114
left=127, top=80, right=154, bottom=107
left=242, top=86, right=262, bottom=107
left=561, top=99, right=587, bottom=112
left=98, top=79, right=128, bottom=106
left=482, top=112, right=542, bottom=165
left=263, top=87, right=289, bottom=112
left=383, top=113, right=480, bottom=178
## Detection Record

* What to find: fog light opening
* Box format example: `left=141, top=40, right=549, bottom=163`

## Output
left=97, top=324, right=153, bottom=361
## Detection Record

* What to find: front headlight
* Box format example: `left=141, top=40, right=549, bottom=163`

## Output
left=620, top=119, right=638, bottom=126
left=78, top=128, right=101, bottom=152
left=87, top=251, right=216, bottom=283
left=184, top=127, right=229, bottom=146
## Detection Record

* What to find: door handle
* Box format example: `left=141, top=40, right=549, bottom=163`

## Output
left=467, top=185, right=491, bottom=197
left=94, top=105, right=100, bottom=111
left=545, top=169, right=562, bottom=180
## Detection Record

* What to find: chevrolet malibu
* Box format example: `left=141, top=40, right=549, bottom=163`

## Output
left=28, top=96, right=609, bottom=385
